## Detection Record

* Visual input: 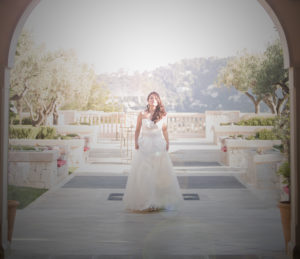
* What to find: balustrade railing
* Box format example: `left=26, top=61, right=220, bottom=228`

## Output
left=77, top=111, right=125, bottom=140
left=75, top=111, right=206, bottom=163
left=167, top=112, right=206, bottom=138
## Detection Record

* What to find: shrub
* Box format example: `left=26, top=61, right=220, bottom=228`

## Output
left=9, top=127, right=39, bottom=139
left=12, top=119, right=20, bottom=125
left=9, top=126, right=56, bottom=139
left=236, top=117, right=276, bottom=126
left=273, top=144, right=284, bottom=153
left=9, top=145, right=36, bottom=151
left=21, top=117, right=33, bottom=125
left=36, top=127, right=57, bottom=139
left=277, top=161, right=290, bottom=186
left=255, top=129, right=277, bottom=140
left=66, top=133, right=80, bottom=138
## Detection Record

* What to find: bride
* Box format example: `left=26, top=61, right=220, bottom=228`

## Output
left=123, top=91, right=183, bottom=212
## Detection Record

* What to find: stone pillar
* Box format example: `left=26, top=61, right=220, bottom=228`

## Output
left=290, top=66, right=300, bottom=256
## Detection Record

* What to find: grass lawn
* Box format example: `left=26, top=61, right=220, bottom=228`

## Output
left=8, top=185, right=48, bottom=209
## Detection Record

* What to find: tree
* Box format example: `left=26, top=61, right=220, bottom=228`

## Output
left=217, top=40, right=288, bottom=115
left=10, top=30, right=95, bottom=126
left=23, top=49, right=94, bottom=126
left=10, top=30, right=45, bottom=123
left=217, top=51, right=263, bottom=113
left=256, top=40, right=289, bottom=115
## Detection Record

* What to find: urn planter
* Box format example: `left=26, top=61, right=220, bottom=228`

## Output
left=278, top=201, right=291, bottom=253
left=7, top=200, right=19, bottom=242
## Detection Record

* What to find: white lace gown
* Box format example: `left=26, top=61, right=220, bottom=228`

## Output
left=123, top=117, right=183, bottom=211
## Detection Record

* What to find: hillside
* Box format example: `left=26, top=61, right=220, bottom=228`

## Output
left=97, top=57, right=269, bottom=113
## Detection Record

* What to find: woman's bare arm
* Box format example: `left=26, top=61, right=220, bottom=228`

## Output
left=162, top=118, right=169, bottom=151
left=135, top=112, right=143, bottom=149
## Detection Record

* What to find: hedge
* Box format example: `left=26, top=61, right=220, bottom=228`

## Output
left=9, top=126, right=57, bottom=139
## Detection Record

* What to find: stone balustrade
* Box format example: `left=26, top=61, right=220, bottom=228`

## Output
left=167, top=112, right=205, bottom=138
left=8, top=149, right=68, bottom=189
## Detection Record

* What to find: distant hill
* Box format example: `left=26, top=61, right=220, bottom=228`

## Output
left=97, top=57, right=269, bottom=113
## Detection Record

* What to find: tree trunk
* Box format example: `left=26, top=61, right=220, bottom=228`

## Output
left=245, top=92, right=261, bottom=114
left=276, top=93, right=289, bottom=115
left=263, top=95, right=277, bottom=114
left=24, top=97, right=57, bottom=127
left=53, top=104, right=58, bottom=125
left=254, top=102, right=260, bottom=114
left=32, top=110, right=45, bottom=127
left=16, top=100, right=22, bottom=125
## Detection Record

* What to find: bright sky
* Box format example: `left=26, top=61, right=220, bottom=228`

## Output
left=24, top=0, right=279, bottom=74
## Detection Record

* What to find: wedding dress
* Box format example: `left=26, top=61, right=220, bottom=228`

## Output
left=123, top=117, right=183, bottom=211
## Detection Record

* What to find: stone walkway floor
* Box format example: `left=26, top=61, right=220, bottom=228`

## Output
left=6, top=139, right=288, bottom=259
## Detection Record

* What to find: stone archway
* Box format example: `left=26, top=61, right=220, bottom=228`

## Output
left=1, top=0, right=300, bottom=257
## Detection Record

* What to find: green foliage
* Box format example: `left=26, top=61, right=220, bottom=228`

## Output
left=8, top=185, right=47, bottom=209
left=9, top=127, right=40, bottom=139
left=54, top=133, right=80, bottom=140
left=9, top=126, right=56, bottom=139
left=11, top=30, right=97, bottom=126
left=68, top=166, right=78, bottom=175
left=220, top=117, right=275, bottom=126
left=236, top=117, right=276, bottom=126
left=12, top=119, right=20, bottom=125
left=273, top=144, right=284, bottom=153
left=277, top=161, right=290, bottom=186
left=273, top=99, right=290, bottom=159
left=217, top=39, right=288, bottom=115
left=9, top=145, right=36, bottom=151
left=66, top=133, right=79, bottom=138
left=255, top=129, right=277, bottom=140
left=21, top=117, right=33, bottom=125
left=35, top=127, right=56, bottom=139
left=245, top=129, right=278, bottom=140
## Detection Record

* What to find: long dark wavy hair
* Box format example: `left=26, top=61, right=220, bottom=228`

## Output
left=145, top=91, right=167, bottom=123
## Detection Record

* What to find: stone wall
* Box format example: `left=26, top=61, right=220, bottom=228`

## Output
left=9, top=139, right=85, bottom=166
left=8, top=149, right=68, bottom=189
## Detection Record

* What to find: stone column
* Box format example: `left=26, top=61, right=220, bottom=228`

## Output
left=290, top=66, right=300, bottom=256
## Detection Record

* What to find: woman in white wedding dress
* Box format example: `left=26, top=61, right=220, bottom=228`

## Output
left=123, top=91, right=183, bottom=212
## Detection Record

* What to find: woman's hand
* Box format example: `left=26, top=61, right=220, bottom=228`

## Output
left=166, top=142, right=169, bottom=151
left=135, top=142, right=139, bottom=150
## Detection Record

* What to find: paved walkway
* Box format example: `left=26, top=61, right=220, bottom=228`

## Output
left=7, top=139, right=287, bottom=258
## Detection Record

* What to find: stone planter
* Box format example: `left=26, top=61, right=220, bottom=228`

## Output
left=7, top=200, right=20, bottom=242
left=220, top=138, right=281, bottom=167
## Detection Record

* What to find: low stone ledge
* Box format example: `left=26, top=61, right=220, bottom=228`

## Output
left=8, top=150, right=59, bottom=162
left=223, top=139, right=281, bottom=148
left=9, top=138, right=84, bottom=147
left=9, top=139, right=85, bottom=166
